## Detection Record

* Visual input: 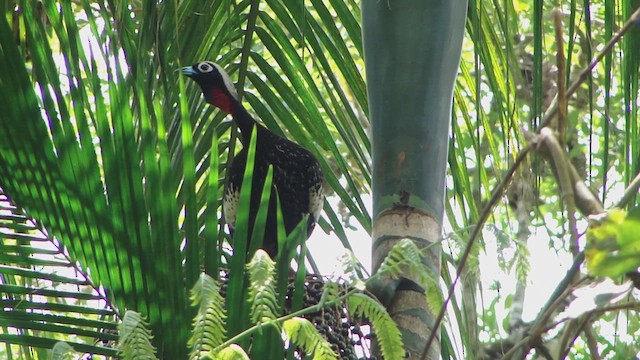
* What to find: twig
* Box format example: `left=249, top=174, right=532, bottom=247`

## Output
left=500, top=286, right=577, bottom=360
left=499, top=295, right=640, bottom=360
left=540, top=252, right=586, bottom=314
left=527, top=126, right=605, bottom=216
left=509, top=256, right=589, bottom=359
left=554, top=10, right=567, bottom=145
left=616, top=170, right=640, bottom=208
left=536, top=128, right=580, bottom=255
left=583, top=323, right=601, bottom=360
left=557, top=316, right=583, bottom=360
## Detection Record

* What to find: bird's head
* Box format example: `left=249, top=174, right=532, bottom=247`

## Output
left=181, top=61, right=239, bottom=114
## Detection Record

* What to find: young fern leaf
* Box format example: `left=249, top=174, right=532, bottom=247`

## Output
left=339, top=250, right=367, bottom=290
left=320, top=280, right=341, bottom=305
left=50, top=341, right=76, bottom=360
left=247, top=249, right=279, bottom=325
left=377, top=238, right=423, bottom=279
left=117, top=311, right=158, bottom=360
left=282, top=317, right=338, bottom=360
left=215, top=344, right=250, bottom=359
left=377, top=238, right=444, bottom=312
left=347, top=293, right=404, bottom=360
left=188, top=273, right=227, bottom=359
left=422, top=270, right=444, bottom=315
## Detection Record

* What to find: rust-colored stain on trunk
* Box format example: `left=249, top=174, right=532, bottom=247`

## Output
left=396, top=151, right=406, bottom=173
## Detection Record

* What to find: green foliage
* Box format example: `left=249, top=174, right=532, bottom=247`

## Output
left=49, top=342, right=76, bottom=360
left=215, top=344, right=250, bottom=360
left=339, top=251, right=367, bottom=290
left=117, top=311, right=158, bottom=360
left=282, top=317, right=337, bottom=360
left=225, top=127, right=258, bottom=341
left=1, top=0, right=368, bottom=355
left=1, top=0, right=640, bottom=358
left=0, top=191, right=118, bottom=357
left=188, top=273, right=227, bottom=359
left=246, top=250, right=279, bottom=325
left=347, top=293, right=404, bottom=360
left=377, top=238, right=444, bottom=312
left=586, top=207, right=640, bottom=277
left=377, top=239, right=423, bottom=279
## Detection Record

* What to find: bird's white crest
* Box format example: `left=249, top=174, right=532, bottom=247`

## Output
left=204, top=61, right=239, bottom=100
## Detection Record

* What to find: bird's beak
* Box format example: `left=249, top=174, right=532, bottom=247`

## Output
left=181, top=66, right=196, bottom=76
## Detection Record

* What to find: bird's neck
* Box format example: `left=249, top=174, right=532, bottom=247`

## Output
left=232, top=102, right=263, bottom=144
left=210, top=89, right=265, bottom=144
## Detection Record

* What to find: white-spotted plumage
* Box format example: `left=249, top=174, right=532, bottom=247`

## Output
left=309, top=183, right=323, bottom=223
left=182, top=61, right=325, bottom=258
left=223, top=183, right=240, bottom=230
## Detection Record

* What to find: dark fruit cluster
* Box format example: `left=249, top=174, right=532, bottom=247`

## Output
left=213, top=270, right=378, bottom=359
left=284, top=275, right=375, bottom=360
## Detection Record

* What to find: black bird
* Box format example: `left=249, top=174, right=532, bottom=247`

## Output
left=181, top=61, right=324, bottom=259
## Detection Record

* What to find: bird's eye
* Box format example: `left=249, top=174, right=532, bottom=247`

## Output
left=198, top=62, right=214, bottom=73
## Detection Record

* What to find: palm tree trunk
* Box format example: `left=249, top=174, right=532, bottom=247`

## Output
left=362, top=1, right=468, bottom=359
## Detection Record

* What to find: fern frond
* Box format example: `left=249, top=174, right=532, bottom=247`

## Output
left=283, top=317, right=338, bottom=360
left=189, top=273, right=227, bottom=359
left=50, top=342, right=77, bottom=360
left=246, top=249, right=279, bottom=325
left=320, top=280, right=341, bottom=305
left=377, top=238, right=423, bottom=279
left=376, top=238, right=444, bottom=313
left=339, top=251, right=366, bottom=290
left=117, top=311, right=158, bottom=360
left=515, top=239, right=531, bottom=283
left=215, top=344, right=250, bottom=360
left=347, top=293, right=404, bottom=360
left=422, top=270, right=444, bottom=315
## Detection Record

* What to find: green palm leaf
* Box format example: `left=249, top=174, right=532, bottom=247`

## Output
left=1, top=0, right=368, bottom=356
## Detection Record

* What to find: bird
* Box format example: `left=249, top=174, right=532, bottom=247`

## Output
left=181, top=61, right=324, bottom=259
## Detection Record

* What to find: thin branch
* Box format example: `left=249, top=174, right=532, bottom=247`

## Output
left=558, top=313, right=591, bottom=359
left=616, top=170, right=640, bottom=208
left=554, top=9, right=567, bottom=145
left=583, top=323, right=602, bottom=360
left=510, top=258, right=590, bottom=359
left=532, top=128, right=580, bottom=255
left=552, top=9, right=580, bottom=256
left=528, top=275, right=589, bottom=345
left=498, top=298, right=640, bottom=360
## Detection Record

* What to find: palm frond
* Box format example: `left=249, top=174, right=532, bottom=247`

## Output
left=0, top=190, right=117, bottom=357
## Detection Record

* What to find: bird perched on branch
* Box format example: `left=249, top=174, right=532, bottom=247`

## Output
left=181, top=61, right=324, bottom=259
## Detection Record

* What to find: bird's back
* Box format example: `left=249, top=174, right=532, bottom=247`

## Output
left=223, top=127, right=323, bottom=258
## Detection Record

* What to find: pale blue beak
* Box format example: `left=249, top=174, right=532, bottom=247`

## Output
left=181, top=66, right=196, bottom=76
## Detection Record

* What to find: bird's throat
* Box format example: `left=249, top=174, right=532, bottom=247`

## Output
left=210, top=88, right=235, bottom=115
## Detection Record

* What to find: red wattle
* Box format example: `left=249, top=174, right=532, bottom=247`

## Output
left=210, top=88, right=234, bottom=114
